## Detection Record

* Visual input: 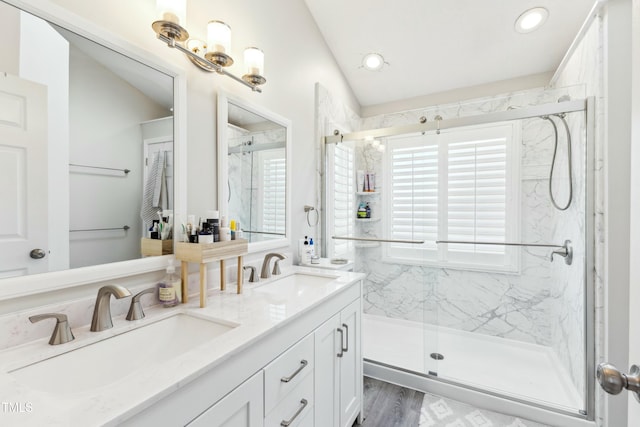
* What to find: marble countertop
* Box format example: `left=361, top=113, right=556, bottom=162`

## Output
left=0, top=267, right=364, bottom=426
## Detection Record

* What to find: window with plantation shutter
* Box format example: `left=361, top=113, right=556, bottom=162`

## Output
left=386, top=136, right=439, bottom=259
left=384, top=122, right=519, bottom=271
left=330, top=143, right=355, bottom=258
left=261, top=155, right=286, bottom=235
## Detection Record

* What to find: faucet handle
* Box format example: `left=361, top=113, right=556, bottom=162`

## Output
left=272, top=259, right=282, bottom=276
left=29, top=313, right=75, bottom=345
left=243, top=265, right=258, bottom=282
left=126, top=288, right=155, bottom=321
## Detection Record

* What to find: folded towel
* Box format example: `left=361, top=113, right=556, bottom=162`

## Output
left=141, top=151, right=168, bottom=226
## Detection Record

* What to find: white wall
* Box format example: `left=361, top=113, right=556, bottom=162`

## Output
left=68, top=46, right=167, bottom=268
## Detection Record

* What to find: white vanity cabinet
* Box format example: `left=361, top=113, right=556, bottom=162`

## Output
left=314, top=298, right=362, bottom=427
left=187, top=371, right=264, bottom=427
left=120, top=279, right=362, bottom=427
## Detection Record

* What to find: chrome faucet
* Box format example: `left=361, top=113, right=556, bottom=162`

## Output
left=29, top=313, right=75, bottom=345
left=90, top=284, right=131, bottom=332
left=260, top=253, right=286, bottom=279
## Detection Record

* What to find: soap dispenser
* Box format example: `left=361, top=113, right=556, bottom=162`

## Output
left=157, top=260, right=180, bottom=307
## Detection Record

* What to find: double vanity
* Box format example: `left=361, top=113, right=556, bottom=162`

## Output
left=0, top=268, right=364, bottom=427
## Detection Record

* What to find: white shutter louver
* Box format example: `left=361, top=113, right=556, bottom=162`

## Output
left=388, top=136, right=438, bottom=258
left=446, top=137, right=507, bottom=258
left=262, top=157, right=286, bottom=234
left=333, top=143, right=355, bottom=257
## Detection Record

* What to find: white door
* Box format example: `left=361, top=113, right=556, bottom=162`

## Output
left=0, top=73, right=48, bottom=278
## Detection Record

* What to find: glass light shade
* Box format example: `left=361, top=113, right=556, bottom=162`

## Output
left=244, top=47, right=264, bottom=76
left=207, top=21, right=231, bottom=54
left=156, top=0, right=187, bottom=26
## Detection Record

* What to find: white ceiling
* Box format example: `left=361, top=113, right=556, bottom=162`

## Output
left=304, top=0, right=596, bottom=108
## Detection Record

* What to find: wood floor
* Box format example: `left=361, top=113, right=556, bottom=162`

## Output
left=356, top=377, right=425, bottom=427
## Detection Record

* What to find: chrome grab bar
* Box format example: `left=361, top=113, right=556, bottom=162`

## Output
left=332, top=236, right=425, bottom=244
left=69, top=163, right=130, bottom=174
left=70, top=225, right=130, bottom=232
left=280, top=360, right=308, bottom=383
left=436, top=240, right=573, bottom=265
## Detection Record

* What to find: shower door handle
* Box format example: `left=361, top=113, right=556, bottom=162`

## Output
left=597, top=362, right=640, bottom=402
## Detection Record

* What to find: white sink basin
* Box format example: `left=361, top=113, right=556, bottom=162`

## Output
left=10, top=313, right=237, bottom=394
left=254, top=273, right=336, bottom=297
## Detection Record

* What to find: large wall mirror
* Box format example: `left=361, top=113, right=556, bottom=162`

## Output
left=217, top=93, right=291, bottom=252
left=0, top=0, right=184, bottom=296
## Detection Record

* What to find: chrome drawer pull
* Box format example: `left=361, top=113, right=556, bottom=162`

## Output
left=280, top=360, right=308, bottom=383
left=280, top=398, right=308, bottom=426
left=337, top=327, right=344, bottom=358
left=342, top=323, right=349, bottom=353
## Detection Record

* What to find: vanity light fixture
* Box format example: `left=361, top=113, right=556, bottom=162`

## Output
left=362, top=52, right=386, bottom=71
left=515, top=7, right=549, bottom=33
left=152, top=0, right=266, bottom=92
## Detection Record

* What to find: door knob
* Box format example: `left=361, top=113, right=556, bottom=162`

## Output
left=596, top=362, right=640, bottom=402
left=29, top=249, right=46, bottom=259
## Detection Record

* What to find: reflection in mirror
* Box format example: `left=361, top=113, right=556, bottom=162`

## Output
left=0, top=1, right=174, bottom=281
left=218, top=93, right=291, bottom=252
left=227, top=103, right=286, bottom=244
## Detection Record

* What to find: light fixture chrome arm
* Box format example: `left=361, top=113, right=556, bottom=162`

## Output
left=156, top=34, right=262, bottom=93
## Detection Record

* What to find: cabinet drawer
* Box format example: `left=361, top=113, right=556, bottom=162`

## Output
left=264, top=333, right=314, bottom=412
left=265, top=373, right=313, bottom=427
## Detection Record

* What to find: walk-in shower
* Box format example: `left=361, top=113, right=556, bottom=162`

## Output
left=322, top=96, right=595, bottom=424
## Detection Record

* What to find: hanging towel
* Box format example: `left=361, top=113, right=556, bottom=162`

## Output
left=141, top=151, right=168, bottom=226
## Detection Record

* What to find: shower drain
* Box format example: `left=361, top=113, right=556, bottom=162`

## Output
left=430, top=352, right=445, bottom=360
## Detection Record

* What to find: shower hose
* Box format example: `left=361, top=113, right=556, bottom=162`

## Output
left=542, top=114, right=573, bottom=211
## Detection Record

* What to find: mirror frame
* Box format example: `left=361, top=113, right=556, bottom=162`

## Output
left=217, top=91, right=292, bottom=253
left=0, top=0, right=187, bottom=301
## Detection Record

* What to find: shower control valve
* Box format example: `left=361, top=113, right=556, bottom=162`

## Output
left=550, top=240, right=573, bottom=265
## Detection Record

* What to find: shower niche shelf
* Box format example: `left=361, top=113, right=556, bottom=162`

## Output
left=355, top=217, right=381, bottom=223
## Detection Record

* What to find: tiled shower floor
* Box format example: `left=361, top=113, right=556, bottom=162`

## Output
left=362, top=314, right=583, bottom=413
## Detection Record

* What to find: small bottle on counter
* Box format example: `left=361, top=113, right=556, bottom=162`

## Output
left=199, top=222, right=213, bottom=244
left=230, top=220, right=236, bottom=240
left=157, top=262, right=179, bottom=307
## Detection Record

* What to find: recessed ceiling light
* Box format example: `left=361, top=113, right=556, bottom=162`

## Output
left=515, top=7, right=549, bottom=33
left=362, top=53, right=385, bottom=71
